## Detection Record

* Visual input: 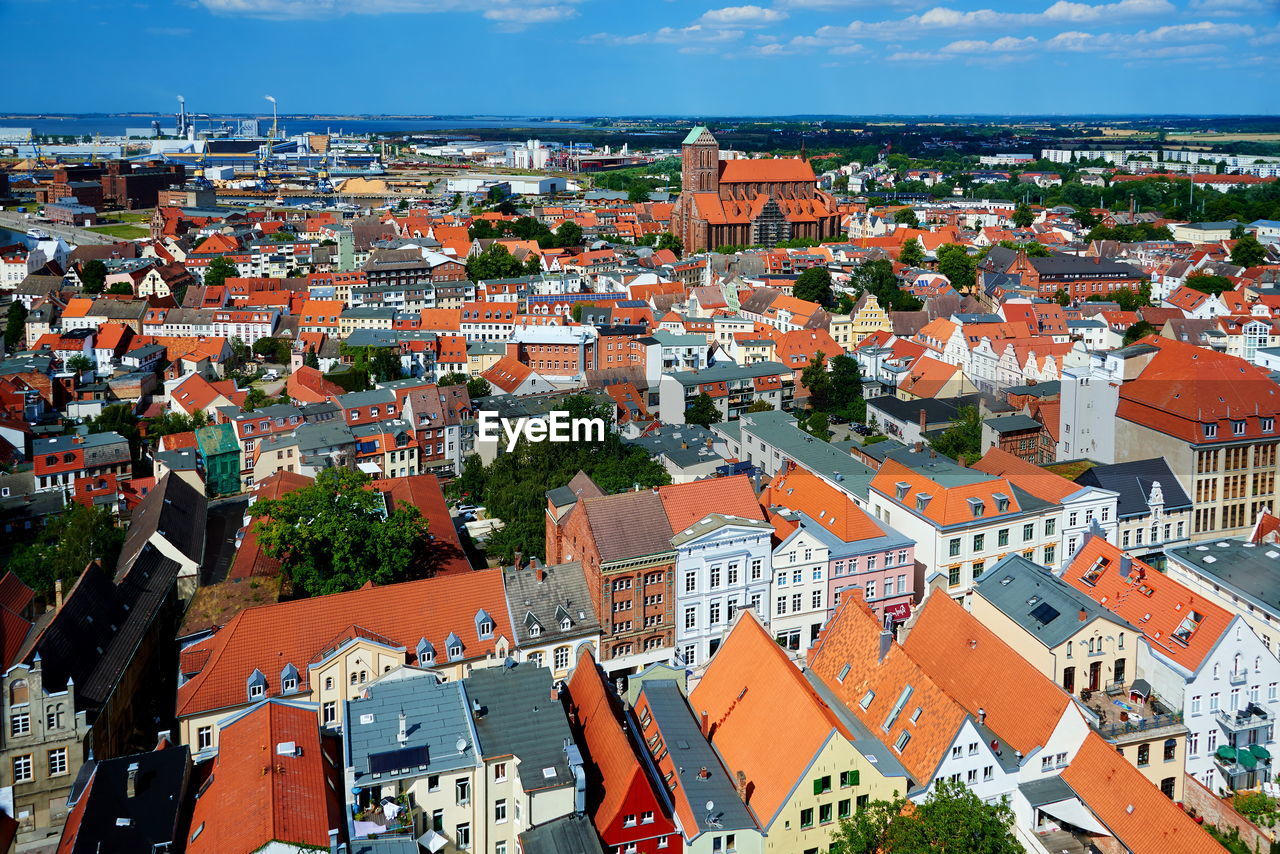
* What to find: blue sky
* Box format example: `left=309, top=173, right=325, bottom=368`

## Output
left=5, top=0, right=1278, bottom=115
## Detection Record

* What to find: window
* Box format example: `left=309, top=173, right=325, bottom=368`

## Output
left=709, top=566, right=721, bottom=589
left=800, top=808, right=814, bottom=828
left=894, top=731, right=911, bottom=752
left=1137, top=744, right=1150, bottom=766
left=1191, top=695, right=1201, bottom=715
left=983, top=765, right=994, bottom=781
left=949, top=538, right=962, bottom=557
left=495, top=799, right=507, bottom=823
left=323, top=702, right=336, bottom=725
left=13, top=755, right=32, bottom=783
left=456, top=822, right=471, bottom=850
left=948, top=566, right=961, bottom=587
left=642, top=811, right=654, bottom=824
left=840, top=770, right=859, bottom=787
left=45, top=706, right=63, bottom=731
left=1210, top=693, right=1220, bottom=712
left=812, top=590, right=823, bottom=609
left=866, top=580, right=876, bottom=601
left=456, top=778, right=471, bottom=805
left=1044, top=544, right=1056, bottom=565
left=1023, top=523, right=1034, bottom=542
left=1164, top=739, right=1177, bottom=762
left=47, top=748, right=66, bottom=777
left=684, top=572, right=697, bottom=593
left=820, top=803, right=833, bottom=824
left=197, top=727, right=213, bottom=750
left=776, top=596, right=787, bottom=615
left=839, top=799, right=852, bottom=819
left=973, top=533, right=985, bottom=552
left=710, top=602, right=721, bottom=625
left=1045, top=518, right=1056, bottom=536
left=10, top=713, right=29, bottom=737
left=750, top=558, right=763, bottom=579
left=814, top=775, right=832, bottom=794
left=792, top=593, right=802, bottom=612
left=324, top=676, right=334, bottom=690
left=998, top=529, right=1009, bottom=547
left=554, top=647, right=570, bottom=671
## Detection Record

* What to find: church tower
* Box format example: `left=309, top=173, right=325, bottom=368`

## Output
left=681, top=126, right=719, bottom=195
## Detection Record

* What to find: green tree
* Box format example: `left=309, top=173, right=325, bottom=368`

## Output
left=304, top=346, right=320, bottom=369
left=801, top=353, right=833, bottom=412
left=1012, top=202, right=1035, bottom=228
left=570, top=302, right=595, bottom=323
left=4, top=300, right=28, bottom=351
left=685, top=392, right=722, bottom=428
left=628, top=182, right=651, bottom=204
left=106, top=282, right=133, bottom=295
left=466, top=244, right=525, bottom=281
left=1123, top=320, right=1157, bottom=345
left=1087, top=284, right=1150, bottom=311
left=452, top=395, right=669, bottom=562
left=203, top=256, right=237, bottom=290
left=1231, top=233, right=1267, bottom=269
left=899, top=237, right=925, bottom=267
left=829, top=354, right=865, bottom=420
left=368, top=347, right=402, bottom=383
left=66, top=354, right=94, bottom=373
left=1053, top=288, right=1070, bottom=306
left=851, top=259, right=922, bottom=312
left=656, top=232, right=683, bottom=256
left=804, top=411, right=831, bottom=441
left=894, top=207, right=919, bottom=228
left=793, top=266, right=835, bottom=308
left=830, top=778, right=1023, bottom=854
left=746, top=399, right=775, bottom=413
left=466, top=377, right=492, bottom=399
left=253, top=467, right=432, bottom=597
left=145, top=409, right=208, bottom=437
left=252, top=337, right=291, bottom=363
left=929, top=405, right=983, bottom=464
left=936, top=243, right=976, bottom=294
left=80, top=259, right=107, bottom=294
left=6, top=504, right=126, bottom=597
left=438, top=371, right=468, bottom=387
left=1186, top=273, right=1233, bottom=296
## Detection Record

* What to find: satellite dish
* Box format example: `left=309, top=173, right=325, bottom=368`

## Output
left=705, top=800, right=715, bottom=813
left=456, top=738, right=467, bottom=753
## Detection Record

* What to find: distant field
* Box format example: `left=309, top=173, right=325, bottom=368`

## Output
left=88, top=224, right=148, bottom=239
left=1165, top=132, right=1280, bottom=143
left=109, top=210, right=153, bottom=223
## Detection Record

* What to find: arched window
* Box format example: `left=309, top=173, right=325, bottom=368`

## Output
left=9, top=680, right=28, bottom=706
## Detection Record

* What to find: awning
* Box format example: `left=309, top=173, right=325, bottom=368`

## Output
left=417, top=829, right=449, bottom=853
left=1251, top=744, right=1272, bottom=761
left=1240, top=749, right=1259, bottom=769
left=1216, top=745, right=1237, bottom=761
left=1039, top=798, right=1111, bottom=836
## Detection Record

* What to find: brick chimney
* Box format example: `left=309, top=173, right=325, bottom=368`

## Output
left=918, top=408, right=927, bottom=434
left=700, top=711, right=710, bottom=736
left=54, top=579, right=63, bottom=612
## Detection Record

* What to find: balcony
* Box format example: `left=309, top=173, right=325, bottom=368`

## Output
left=1218, top=703, right=1273, bottom=733
left=1229, top=669, right=1249, bottom=685
left=351, top=791, right=418, bottom=840
left=1082, top=687, right=1185, bottom=741
left=1214, top=743, right=1272, bottom=785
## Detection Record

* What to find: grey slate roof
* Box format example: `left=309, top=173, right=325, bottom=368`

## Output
left=974, top=554, right=1136, bottom=649
left=983, top=414, right=1043, bottom=433
left=582, top=490, right=674, bottom=564
left=639, top=680, right=757, bottom=835
left=519, top=813, right=606, bottom=854
left=502, top=561, right=600, bottom=646
left=115, top=471, right=207, bottom=582
left=346, top=671, right=479, bottom=787
left=1074, top=458, right=1191, bottom=518
left=1167, top=540, right=1280, bottom=615
left=465, top=663, right=576, bottom=794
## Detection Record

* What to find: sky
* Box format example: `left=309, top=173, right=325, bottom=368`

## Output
left=5, top=0, right=1279, bottom=116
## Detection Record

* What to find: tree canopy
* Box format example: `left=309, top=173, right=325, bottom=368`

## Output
left=1231, top=233, right=1267, bottom=269
left=899, top=237, right=925, bottom=267
left=852, top=258, right=923, bottom=312
left=80, top=259, right=107, bottom=294
left=894, top=207, right=920, bottom=228
left=6, top=503, right=125, bottom=597
left=929, top=405, right=984, bottom=464
left=1011, top=203, right=1035, bottom=228
left=935, top=243, right=976, bottom=294
left=253, top=467, right=432, bottom=597
left=685, top=392, right=723, bottom=428
left=466, top=244, right=528, bottom=281
left=4, top=301, right=27, bottom=352
left=794, top=266, right=836, bottom=307
left=452, top=395, right=669, bottom=562
left=830, top=779, right=1023, bottom=854
left=203, top=256, right=237, bottom=290
left=1186, top=273, right=1233, bottom=296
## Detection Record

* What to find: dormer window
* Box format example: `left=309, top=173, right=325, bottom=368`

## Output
left=416, top=638, right=435, bottom=666
left=1233, top=420, right=1246, bottom=436
left=993, top=493, right=1010, bottom=513
left=560, top=617, right=572, bottom=631
left=280, top=663, right=299, bottom=694
left=1204, top=423, right=1217, bottom=439
left=895, top=481, right=911, bottom=501
left=446, top=632, right=464, bottom=661
left=530, top=624, right=541, bottom=638
left=967, top=497, right=985, bottom=518
left=247, top=669, right=267, bottom=701
left=915, top=493, right=932, bottom=512
left=1264, top=418, right=1275, bottom=433
left=476, top=609, right=495, bottom=640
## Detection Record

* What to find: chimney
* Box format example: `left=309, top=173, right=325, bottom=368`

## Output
left=126, top=762, right=139, bottom=799
left=698, top=766, right=711, bottom=779
left=978, top=708, right=986, bottom=726
left=513, top=550, right=523, bottom=571
left=54, top=579, right=64, bottom=612
left=956, top=456, right=966, bottom=467
left=1079, top=609, right=1088, bottom=622
left=736, top=770, right=748, bottom=799
left=918, top=408, right=927, bottom=433
left=914, top=440, right=923, bottom=453
left=536, top=566, right=547, bottom=583
left=397, top=710, right=407, bottom=745
left=878, top=629, right=892, bottom=663
left=700, top=711, right=710, bottom=736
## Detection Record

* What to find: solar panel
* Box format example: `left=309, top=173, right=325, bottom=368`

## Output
left=369, top=746, right=429, bottom=775
left=1029, top=602, right=1060, bottom=626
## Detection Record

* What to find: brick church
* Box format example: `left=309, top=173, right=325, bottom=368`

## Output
left=671, top=126, right=842, bottom=253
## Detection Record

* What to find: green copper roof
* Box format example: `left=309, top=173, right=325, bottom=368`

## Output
left=682, top=125, right=713, bottom=145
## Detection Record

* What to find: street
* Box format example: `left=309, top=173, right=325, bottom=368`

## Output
left=0, top=209, right=119, bottom=246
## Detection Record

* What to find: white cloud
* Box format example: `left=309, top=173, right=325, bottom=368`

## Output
left=941, top=35, right=1038, bottom=53
left=886, top=50, right=947, bottom=61
left=584, top=24, right=745, bottom=46
left=1189, top=0, right=1273, bottom=15
left=699, top=5, right=789, bottom=27
left=198, top=0, right=578, bottom=24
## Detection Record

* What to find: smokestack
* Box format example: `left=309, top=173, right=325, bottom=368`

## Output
left=126, top=762, right=139, bottom=799
left=700, top=711, right=710, bottom=736
left=918, top=409, right=927, bottom=433
left=55, top=579, right=63, bottom=612
left=878, top=629, right=892, bottom=663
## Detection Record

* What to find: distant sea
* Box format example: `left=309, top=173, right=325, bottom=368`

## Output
left=0, top=227, right=35, bottom=248
left=7, top=116, right=590, bottom=138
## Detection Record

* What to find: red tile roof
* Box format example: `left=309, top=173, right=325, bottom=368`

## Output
left=1061, top=731, right=1220, bottom=854
left=658, top=474, right=763, bottom=534
left=1061, top=536, right=1230, bottom=672
left=970, top=448, right=1080, bottom=504
left=761, top=466, right=887, bottom=543
left=187, top=700, right=343, bottom=854
left=177, top=569, right=510, bottom=718
left=719, top=158, right=818, bottom=184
